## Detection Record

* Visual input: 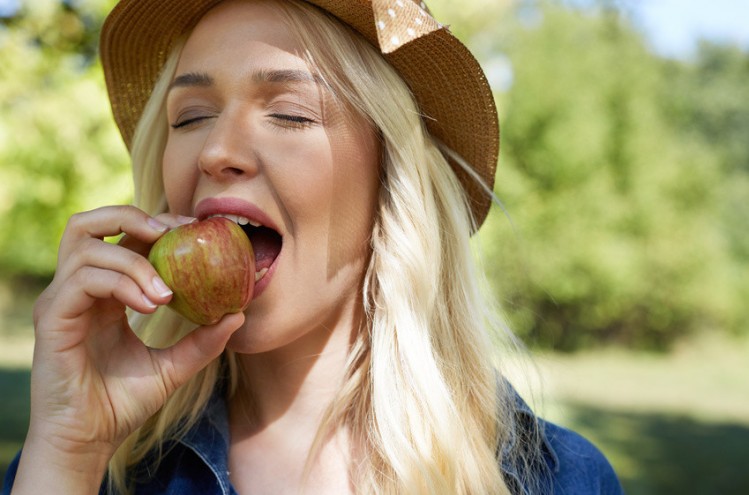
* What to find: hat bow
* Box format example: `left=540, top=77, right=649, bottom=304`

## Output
left=372, top=0, right=444, bottom=54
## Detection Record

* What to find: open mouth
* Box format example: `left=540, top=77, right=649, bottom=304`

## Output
left=207, top=213, right=282, bottom=283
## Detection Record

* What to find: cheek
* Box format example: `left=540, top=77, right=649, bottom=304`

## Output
left=162, top=143, right=199, bottom=214
left=331, top=159, right=378, bottom=243
left=323, top=128, right=380, bottom=275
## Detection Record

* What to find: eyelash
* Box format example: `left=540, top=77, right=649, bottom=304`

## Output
left=170, top=116, right=208, bottom=129
left=170, top=113, right=317, bottom=130
left=269, top=113, right=316, bottom=128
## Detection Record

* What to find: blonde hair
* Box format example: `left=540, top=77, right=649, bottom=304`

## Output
left=110, top=1, right=542, bottom=493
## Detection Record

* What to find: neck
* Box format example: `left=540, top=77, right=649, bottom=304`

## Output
left=229, top=305, right=363, bottom=434
left=226, top=299, right=366, bottom=495
left=238, top=334, right=353, bottom=428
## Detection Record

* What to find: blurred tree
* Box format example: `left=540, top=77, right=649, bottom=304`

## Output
left=659, top=41, right=749, bottom=325
left=477, top=1, right=746, bottom=349
left=0, top=0, right=130, bottom=278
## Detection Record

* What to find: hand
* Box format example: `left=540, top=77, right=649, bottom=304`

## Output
left=11, top=206, right=243, bottom=494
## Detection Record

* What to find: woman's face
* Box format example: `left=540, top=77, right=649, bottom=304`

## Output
left=163, top=0, right=380, bottom=353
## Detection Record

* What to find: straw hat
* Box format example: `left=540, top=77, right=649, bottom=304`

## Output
left=100, top=0, right=499, bottom=228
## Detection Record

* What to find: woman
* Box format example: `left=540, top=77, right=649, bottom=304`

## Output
left=4, top=0, right=623, bottom=493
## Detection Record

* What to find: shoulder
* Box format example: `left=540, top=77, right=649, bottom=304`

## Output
left=501, top=382, right=624, bottom=495
left=538, top=419, right=624, bottom=494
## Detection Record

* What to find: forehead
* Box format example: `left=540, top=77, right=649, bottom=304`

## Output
left=178, top=0, right=304, bottom=70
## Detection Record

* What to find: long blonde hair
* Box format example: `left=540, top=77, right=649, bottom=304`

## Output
left=110, top=1, right=540, bottom=493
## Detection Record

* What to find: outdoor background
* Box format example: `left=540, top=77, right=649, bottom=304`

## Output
left=1, top=0, right=747, bottom=493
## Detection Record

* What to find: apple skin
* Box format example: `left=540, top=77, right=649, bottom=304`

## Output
left=148, top=217, right=255, bottom=325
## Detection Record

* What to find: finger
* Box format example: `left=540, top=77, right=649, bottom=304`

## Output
left=55, top=239, right=173, bottom=304
left=58, top=206, right=169, bottom=263
left=42, top=267, right=161, bottom=329
left=118, top=214, right=197, bottom=257
left=151, top=312, right=244, bottom=395
left=152, top=213, right=198, bottom=229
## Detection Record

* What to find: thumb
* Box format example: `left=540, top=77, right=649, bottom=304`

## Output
left=151, top=312, right=244, bottom=395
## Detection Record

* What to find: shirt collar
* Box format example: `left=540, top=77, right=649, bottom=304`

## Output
left=179, top=394, right=234, bottom=495
left=498, top=383, right=560, bottom=495
left=179, top=383, right=559, bottom=495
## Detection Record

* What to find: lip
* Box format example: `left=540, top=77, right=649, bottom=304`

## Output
left=194, top=196, right=281, bottom=299
left=194, top=197, right=278, bottom=231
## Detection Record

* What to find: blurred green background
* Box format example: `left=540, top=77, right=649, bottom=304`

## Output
left=1, top=0, right=747, bottom=493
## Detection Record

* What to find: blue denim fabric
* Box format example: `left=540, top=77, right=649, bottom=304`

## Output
left=3, top=391, right=623, bottom=494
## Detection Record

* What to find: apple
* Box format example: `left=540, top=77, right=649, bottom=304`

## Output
left=148, top=217, right=255, bottom=325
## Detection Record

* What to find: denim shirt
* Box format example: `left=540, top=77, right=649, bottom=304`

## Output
left=3, top=390, right=623, bottom=494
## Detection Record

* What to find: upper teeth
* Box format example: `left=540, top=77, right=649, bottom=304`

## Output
left=209, top=213, right=260, bottom=227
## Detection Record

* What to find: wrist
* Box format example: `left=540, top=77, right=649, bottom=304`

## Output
left=11, top=433, right=114, bottom=494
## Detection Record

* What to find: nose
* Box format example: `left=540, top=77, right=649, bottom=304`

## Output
left=198, top=107, right=259, bottom=180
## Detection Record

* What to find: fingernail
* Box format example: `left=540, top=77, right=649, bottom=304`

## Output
left=176, top=215, right=198, bottom=225
left=147, top=218, right=169, bottom=232
left=142, top=294, right=158, bottom=309
left=152, top=276, right=173, bottom=298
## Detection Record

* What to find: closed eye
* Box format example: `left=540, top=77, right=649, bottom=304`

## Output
left=270, top=113, right=316, bottom=127
left=171, top=115, right=212, bottom=129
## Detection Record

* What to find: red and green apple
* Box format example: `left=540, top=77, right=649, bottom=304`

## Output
left=148, top=217, right=255, bottom=325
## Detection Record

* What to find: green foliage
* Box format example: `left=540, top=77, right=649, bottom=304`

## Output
left=0, top=0, right=130, bottom=277
left=0, top=0, right=746, bottom=349
left=477, top=2, right=749, bottom=349
left=659, top=42, right=749, bottom=318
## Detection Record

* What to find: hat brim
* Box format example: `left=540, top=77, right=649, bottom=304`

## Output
left=100, top=0, right=498, bottom=228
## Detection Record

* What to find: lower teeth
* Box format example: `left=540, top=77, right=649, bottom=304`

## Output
left=255, top=267, right=269, bottom=282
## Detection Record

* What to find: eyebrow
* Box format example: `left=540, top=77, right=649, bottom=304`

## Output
left=168, top=69, right=319, bottom=92
left=252, top=69, right=317, bottom=85
left=168, top=72, right=214, bottom=91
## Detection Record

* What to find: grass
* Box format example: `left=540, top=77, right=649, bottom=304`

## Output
left=534, top=333, right=749, bottom=424
left=1, top=280, right=748, bottom=493
left=510, top=333, right=749, bottom=494
left=0, top=280, right=36, bottom=480
left=0, top=369, right=29, bottom=479
left=560, top=403, right=749, bottom=494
